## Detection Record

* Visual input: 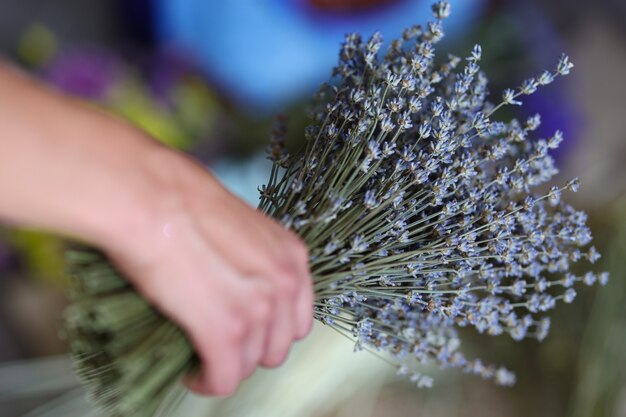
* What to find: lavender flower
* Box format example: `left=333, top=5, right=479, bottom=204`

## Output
left=259, top=0, right=605, bottom=387
left=64, top=2, right=605, bottom=416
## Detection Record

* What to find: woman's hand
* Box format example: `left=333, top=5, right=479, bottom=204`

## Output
left=0, top=62, right=313, bottom=397
left=107, top=149, right=313, bottom=396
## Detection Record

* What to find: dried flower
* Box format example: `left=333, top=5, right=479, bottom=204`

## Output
left=261, top=0, right=604, bottom=390
left=64, top=2, right=605, bottom=416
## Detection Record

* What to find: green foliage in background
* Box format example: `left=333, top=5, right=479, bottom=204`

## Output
left=568, top=207, right=626, bottom=417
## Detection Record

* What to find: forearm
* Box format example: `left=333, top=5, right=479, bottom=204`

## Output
left=0, top=62, right=171, bottom=252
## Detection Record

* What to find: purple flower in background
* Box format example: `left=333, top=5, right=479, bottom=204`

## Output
left=510, top=2, right=584, bottom=162
left=522, top=88, right=582, bottom=163
left=45, top=49, right=122, bottom=100
left=146, top=49, right=195, bottom=106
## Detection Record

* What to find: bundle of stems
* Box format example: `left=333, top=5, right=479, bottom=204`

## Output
left=64, top=2, right=606, bottom=416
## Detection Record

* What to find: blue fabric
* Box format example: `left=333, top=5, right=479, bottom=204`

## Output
left=155, top=0, right=485, bottom=111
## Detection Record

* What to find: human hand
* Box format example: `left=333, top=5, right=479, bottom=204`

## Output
left=0, top=62, right=313, bottom=397
left=104, top=149, right=314, bottom=396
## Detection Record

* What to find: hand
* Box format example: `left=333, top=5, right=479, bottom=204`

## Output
left=105, top=149, right=314, bottom=396
left=0, top=62, right=313, bottom=397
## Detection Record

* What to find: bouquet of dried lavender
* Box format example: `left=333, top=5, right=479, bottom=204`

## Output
left=64, top=2, right=606, bottom=415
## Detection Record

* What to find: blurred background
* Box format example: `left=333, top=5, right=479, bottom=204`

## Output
left=0, top=0, right=625, bottom=416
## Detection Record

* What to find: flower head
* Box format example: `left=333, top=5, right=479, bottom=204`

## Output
left=260, top=0, right=605, bottom=387
left=65, top=4, right=606, bottom=416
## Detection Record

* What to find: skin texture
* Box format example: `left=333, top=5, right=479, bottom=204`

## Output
left=0, top=62, right=313, bottom=396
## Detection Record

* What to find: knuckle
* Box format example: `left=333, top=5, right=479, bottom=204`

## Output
left=265, top=347, right=290, bottom=367
left=253, top=296, right=272, bottom=323
left=188, top=367, right=237, bottom=397
left=296, top=320, right=313, bottom=340
left=262, top=333, right=294, bottom=367
left=276, top=274, right=299, bottom=296
left=225, top=315, right=247, bottom=343
left=213, top=376, right=239, bottom=396
left=296, top=309, right=314, bottom=335
left=209, top=357, right=242, bottom=396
